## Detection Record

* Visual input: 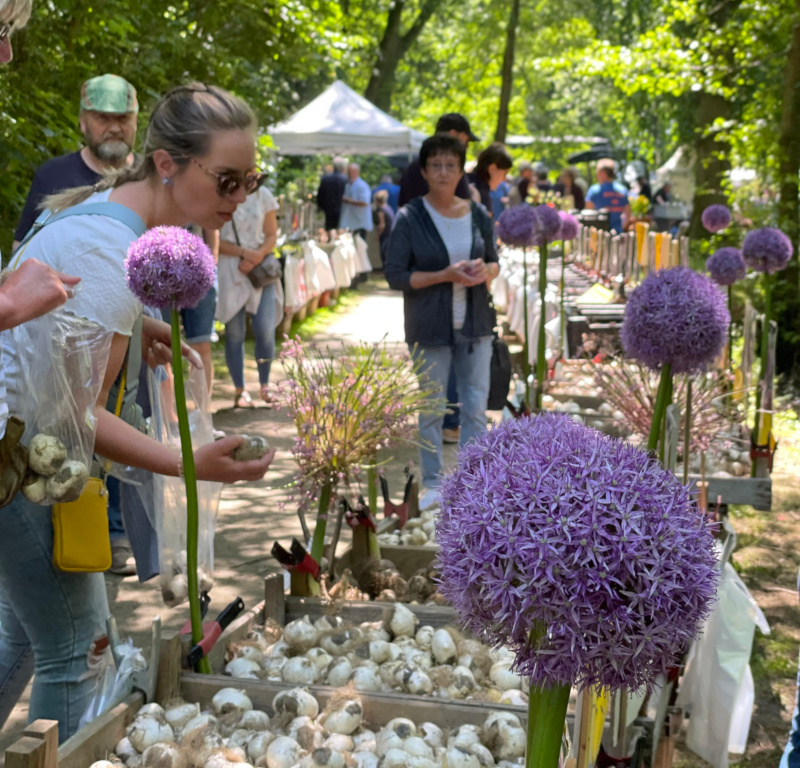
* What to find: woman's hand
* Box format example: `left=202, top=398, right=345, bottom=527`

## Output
left=445, top=261, right=486, bottom=287
left=142, top=315, right=203, bottom=369
left=194, top=435, right=277, bottom=483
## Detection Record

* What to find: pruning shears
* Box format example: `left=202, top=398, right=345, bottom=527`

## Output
left=183, top=597, right=245, bottom=671
left=271, top=538, right=321, bottom=580
left=380, top=468, right=415, bottom=529
left=344, top=495, right=378, bottom=532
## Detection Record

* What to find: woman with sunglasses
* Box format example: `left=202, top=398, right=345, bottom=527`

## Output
left=0, top=83, right=276, bottom=742
left=217, top=172, right=280, bottom=408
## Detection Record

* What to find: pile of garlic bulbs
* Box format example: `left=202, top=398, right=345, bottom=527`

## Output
left=377, top=510, right=437, bottom=548
left=96, top=686, right=526, bottom=768
left=224, top=606, right=527, bottom=707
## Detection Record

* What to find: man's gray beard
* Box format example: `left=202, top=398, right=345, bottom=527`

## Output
left=93, top=139, right=130, bottom=166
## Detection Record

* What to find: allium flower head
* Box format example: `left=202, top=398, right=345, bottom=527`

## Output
left=706, top=247, right=746, bottom=286
left=125, top=226, right=216, bottom=309
left=701, top=204, right=731, bottom=233
left=621, top=266, right=729, bottom=374
left=742, top=227, right=793, bottom=274
left=436, top=413, right=718, bottom=693
left=497, top=205, right=538, bottom=248
left=558, top=211, right=580, bottom=242
left=532, top=204, right=563, bottom=245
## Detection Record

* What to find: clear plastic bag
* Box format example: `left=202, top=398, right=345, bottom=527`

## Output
left=9, top=309, right=113, bottom=506
left=143, top=364, right=222, bottom=607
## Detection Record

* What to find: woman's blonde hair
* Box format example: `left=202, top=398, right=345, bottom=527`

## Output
left=0, top=0, right=32, bottom=27
left=44, top=82, right=256, bottom=213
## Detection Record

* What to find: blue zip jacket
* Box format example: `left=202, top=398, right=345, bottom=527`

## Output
left=385, top=197, right=498, bottom=347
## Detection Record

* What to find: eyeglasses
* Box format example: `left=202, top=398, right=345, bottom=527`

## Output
left=190, top=158, right=267, bottom=197
left=0, top=20, right=14, bottom=43
left=427, top=162, right=460, bottom=175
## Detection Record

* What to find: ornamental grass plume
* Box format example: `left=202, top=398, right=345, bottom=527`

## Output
left=701, top=204, right=732, bottom=234
left=742, top=227, right=793, bottom=274
left=125, top=226, right=217, bottom=674
left=436, top=413, right=718, bottom=768
left=621, top=266, right=729, bottom=452
left=707, top=247, right=746, bottom=286
left=125, top=226, right=215, bottom=309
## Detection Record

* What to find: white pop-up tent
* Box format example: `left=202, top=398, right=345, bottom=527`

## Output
left=268, top=80, right=426, bottom=156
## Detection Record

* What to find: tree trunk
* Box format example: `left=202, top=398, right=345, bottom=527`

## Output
left=687, top=91, right=731, bottom=239
left=773, top=9, right=800, bottom=376
left=364, top=0, right=444, bottom=112
left=494, top=0, right=520, bottom=143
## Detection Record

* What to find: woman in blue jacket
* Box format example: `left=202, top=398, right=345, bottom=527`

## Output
left=385, top=134, right=499, bottom=510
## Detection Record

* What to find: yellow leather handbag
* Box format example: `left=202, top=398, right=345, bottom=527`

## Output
left=51, top=371, right=126, bottom=573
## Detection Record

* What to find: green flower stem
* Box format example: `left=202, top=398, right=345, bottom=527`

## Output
left=535, top=242, right=549, bottom=411
left=526, top=683, right=571, bottom=768
left=170, top=309, right=211, bottom=675
left=683, top=378, right=693, bottom=485
left=366, top=461, right=381, bottom=560
left=755, top=274, right=772, bottom=436
left=659, top=372, right=674, bottom=465
left=727, top=284, right=733, bottom=370
left=522, top=247, right=531, bottom=406
left=559, top=241, right=566, bottom=359
left=647, top=363, right=673, bottom=454
left=309, top=481, right=333, bottom=595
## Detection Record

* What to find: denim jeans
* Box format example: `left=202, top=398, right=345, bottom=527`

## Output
left=443, top=363, right=460, bottom=430
left=106, top=475, right=126, bottom=541
left=412, top=333, right=493, bottom=489
left=224, top=283, right=276, bottom=389
left=0, top=494, right=109, bottom=742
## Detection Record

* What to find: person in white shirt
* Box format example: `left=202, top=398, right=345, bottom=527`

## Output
left=339, top=163, right=373, bottom=240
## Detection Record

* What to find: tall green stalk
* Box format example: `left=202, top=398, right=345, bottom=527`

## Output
left=522, top=247, right=531, bottom=406
left=366, top=462, right=381, bottom=559
left=683, top=379, right=693, bottom=485
left=170, top=309, right=211, bottom=675
left=647, top=363, right=673, bottom=454
left=559, top=242, right=566, bottom=359
left=727, top=284, right=733, bottom=370
left=526, top=683, right=571, bottom=768
left=309, top=481, right=333, bottom=595
left=535, top=242, right=549, bottom=410
left=754, top=275, right=772, bottom=437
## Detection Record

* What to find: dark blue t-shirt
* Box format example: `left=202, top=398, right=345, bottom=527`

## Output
left=586, top=181, right=629, bottom=233
left=372, top=182, right=400, bottom=213
left=15, top=151, right=101, bottom=242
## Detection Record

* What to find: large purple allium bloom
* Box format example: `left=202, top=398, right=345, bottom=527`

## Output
left=621, top=266, right=729, bottom=374
left=558, top=211, right=580, bottom=242
left=436, top=413, right=718, bottom=693
left=707, top=247, right=746, bottom=286
left=497, top=205, right=538, bottom=248
left=532, top=204, right=563, bottom=245
left=701, top=204, right=732, bottom=234
left=742, top=227, right=793, bottom=274
left=125, top=227, right=216, bottom=309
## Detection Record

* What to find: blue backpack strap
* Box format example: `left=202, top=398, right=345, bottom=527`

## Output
left=14, top=202, right=146, bottom=257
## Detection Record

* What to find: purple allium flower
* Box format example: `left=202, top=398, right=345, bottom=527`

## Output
left=701, top=204, right=732, bottom=234
left=436, top=413, right=718, bottom=693
left=621, top=266, right=729, bottom=374
left=125, top=226, right=216, bottom=309
left=532, top=204, right=563, bottom=245
left=497, top=205, right=538, bottom=248
left=558, top=211, right=580, bottom=242
left=706, top=247, right=746, bottom=286
left=742, top=227, right=793, bottom=274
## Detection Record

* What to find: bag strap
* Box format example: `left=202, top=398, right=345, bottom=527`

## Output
left=231, top=218, right=241, bottom=247
left=12, top=202, right=147, bottom=268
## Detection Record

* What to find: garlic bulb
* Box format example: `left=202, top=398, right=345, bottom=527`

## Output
left=300, top=748, right=346, bottom=768
left=483, top=713, right=525, bottom=761
left=138, top=703, right=166, bottom=720
left=444, top=666, right=476, bottom=699
left=322, top=734, right=354, bottom=753
left=499, top=689, right=528, bottom=706
left=115, top=737, right=138, bottom=762
left=349, top=666, right=382, bottom=693
left=264, top=640, right=290, bottom=658
left=417, top=723, right=443, bottom=750
left=141, top=742, right=184, bottom=768
left=398, top=665, right=433, bottom=696
left=314, top=615, right=345, bottom=632
left=225, top=659, right=261, bottom=679
left=261, top=657, right=286, bottom=679
left=358, top=621, right=390, bottom=643
left=272, top=688, right=319, bottom=719
left=281, top=656, right=318, bottom=685
left=283, top=616, right=319, bottom=654
left=322, top=698, right=363, bottom=735
left=384, top=718, right=417, bottom=739
left=431, top=629, right=457, bottom=665
left=352, top=753, right=379, bottom=768
left=165, top=702, right=201, bottom=731
left=246, top=732, right=276, bottom=762
left=402, top=737, right=433, bottom=759
left=449, top=725, right=482, bottom=749
left=22, top=474, right=48, bottom=504
left=444, top=746, right=482, bottom=768
left=229, top=730, right=254, bottom=750
left=234, top=646, right=266, bottom=665
left=127, top=758, right=144, bottom=768
left=265, top=736, right=303, bottom=768
left=320, top=628, right=361, bottom=657
left=27, top=434, right=67, bottom=476
left=489, top=661, right=522, bottom=691
left=414, top=626, right=434, bottom=651
left=238, top=711, right=270, bottom=731
left=287, top=716, right=323, bottom=751
left=379, top=749, right=413, bottom=768
left=89, top=762, right=117, bottom=768
left=386, top=604, right=417, bottom=638
left=182, top=713, right=220, bottom=737
left=212, top=689, right=253, bottom=724
left=467, top=743, right=495, bottom=767
left=127, top=717, right=174, bottom=753
left=325, top=657, right=353, bottom=687
left=305, top=648, right=333, bottom=673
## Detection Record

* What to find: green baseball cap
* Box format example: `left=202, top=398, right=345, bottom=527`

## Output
left=80, top=74, right=138, bottom=114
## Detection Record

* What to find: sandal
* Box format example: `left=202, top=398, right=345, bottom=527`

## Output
left=260, top=385, right=277, bottom=407
left=233, top=390, right=255, bottom=409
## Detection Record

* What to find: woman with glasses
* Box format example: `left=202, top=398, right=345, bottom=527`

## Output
left=385, top=133, right=499, bottom=511
left=217, top=175, right=280, bottom=408
left=0, top=83, right=276, bottom=741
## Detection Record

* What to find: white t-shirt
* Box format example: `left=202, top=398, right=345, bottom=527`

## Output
left=423, top=198, right=472, bottom=330
left=0, top=190, right=143, bottom=435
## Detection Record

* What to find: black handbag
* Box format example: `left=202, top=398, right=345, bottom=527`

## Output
left=487, top=302, right=512, bottom=411
left=232, top=219, right=282, bottom=289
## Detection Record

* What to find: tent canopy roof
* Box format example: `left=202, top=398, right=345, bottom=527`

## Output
left=268, top=81, right=426, bottom=156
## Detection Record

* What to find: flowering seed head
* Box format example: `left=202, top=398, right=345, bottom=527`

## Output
left=741, top=227, right=793, bottom=274
left=701, top=205, right=732, bottom=234
left=706, top=247, right=746, bottom=286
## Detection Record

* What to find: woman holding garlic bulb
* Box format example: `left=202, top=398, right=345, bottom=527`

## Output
left=0, top=84, right=276, bottom=741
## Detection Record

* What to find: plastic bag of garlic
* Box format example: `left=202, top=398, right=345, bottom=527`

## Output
left=95, top=685, right=528, bottom=768
left=223, top=606, right=528, bottom=707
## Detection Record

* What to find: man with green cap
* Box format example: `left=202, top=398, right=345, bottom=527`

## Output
left=13, top=73, right=138, bottom=247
